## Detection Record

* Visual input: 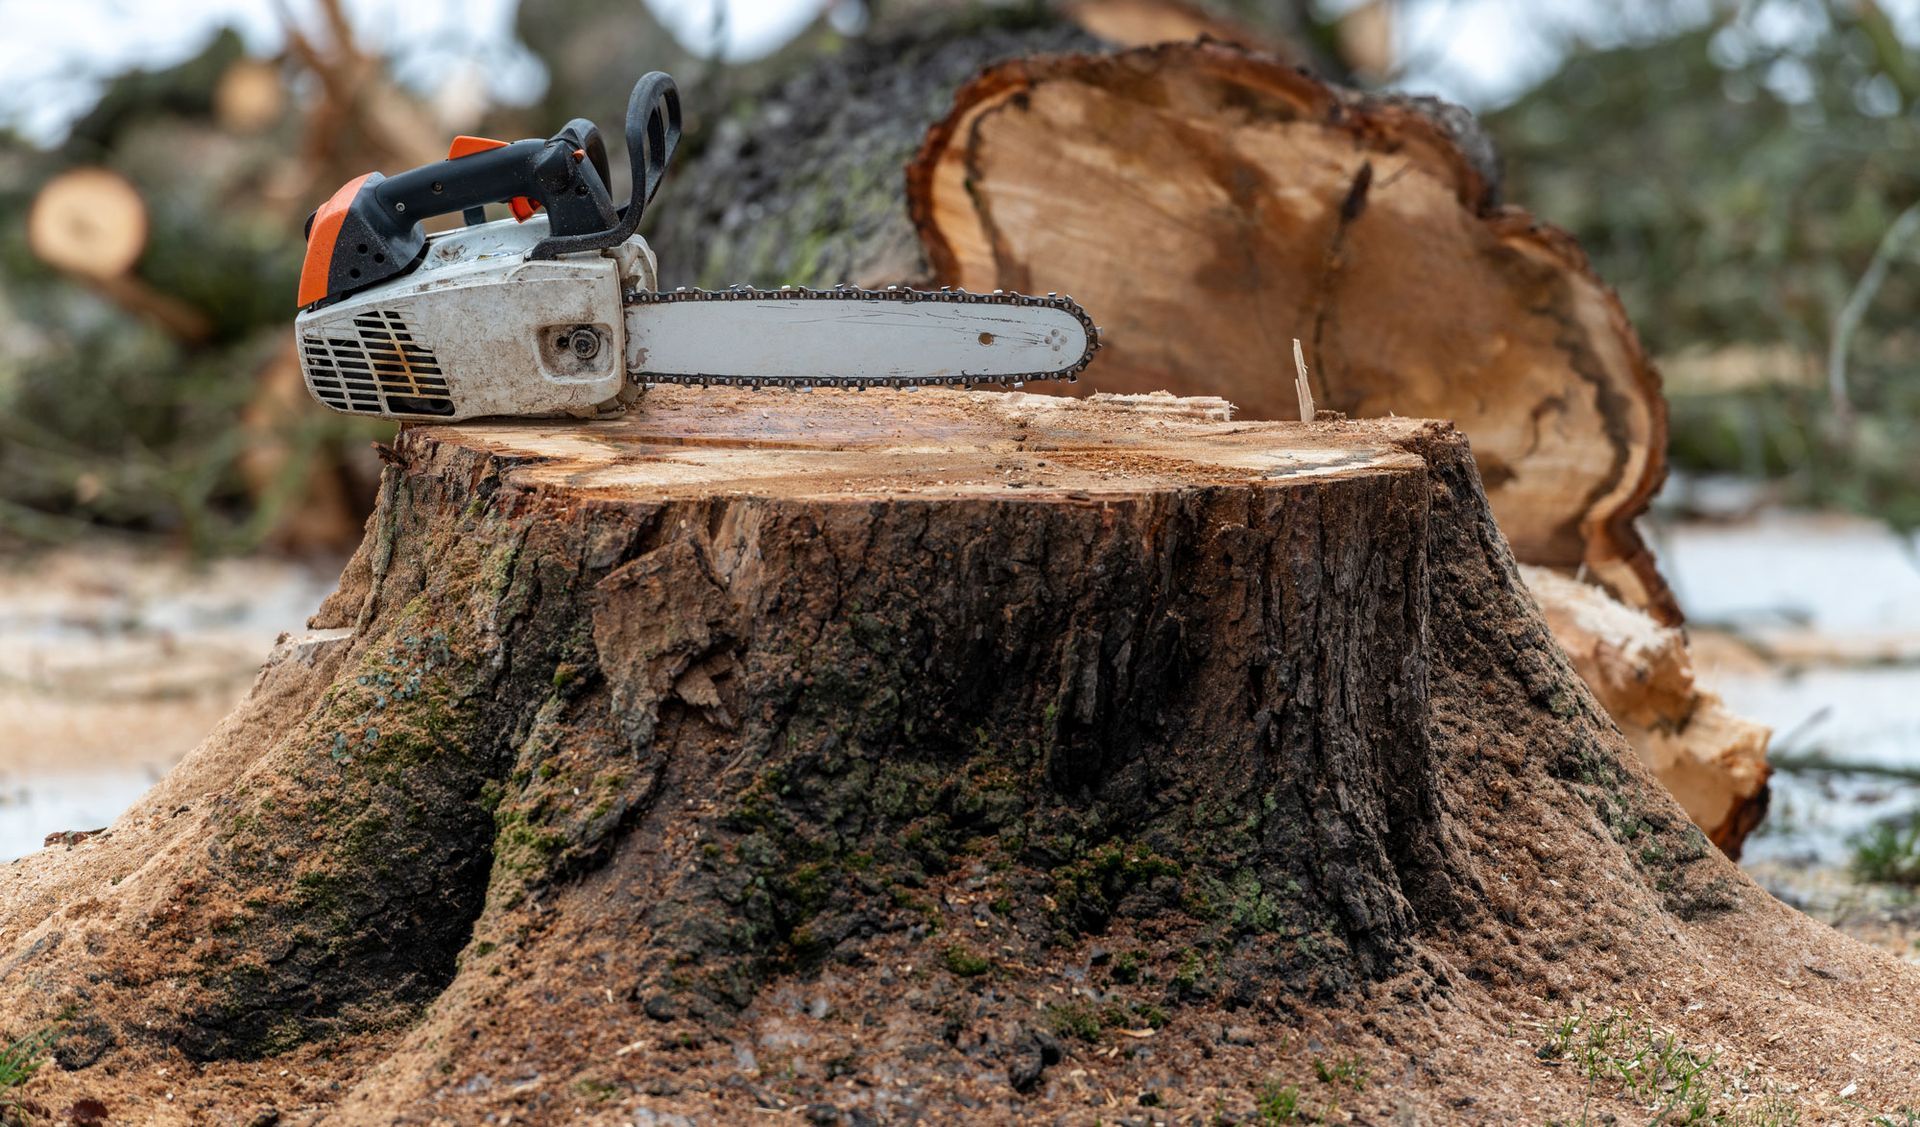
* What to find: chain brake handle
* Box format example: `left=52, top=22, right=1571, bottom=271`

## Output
left=550, top=118, right=613, bottom=199
left=530, top=71, right=681, bottom=259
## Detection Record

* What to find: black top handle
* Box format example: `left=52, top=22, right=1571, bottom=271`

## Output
left=530, top=72, right=682, bottom=260
left=369, top=120, right=620, bottom=244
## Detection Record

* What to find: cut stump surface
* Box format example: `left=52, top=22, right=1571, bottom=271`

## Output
left=432, top=388, right=1401, bottom=499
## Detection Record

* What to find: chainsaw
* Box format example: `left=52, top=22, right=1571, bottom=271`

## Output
left=294, top=72, right=1098, bottom=421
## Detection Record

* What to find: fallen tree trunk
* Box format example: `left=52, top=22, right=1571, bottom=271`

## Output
left=0, top=392, right=1910, bottom=1124
left=1522, top=565, right=1771, bottom=855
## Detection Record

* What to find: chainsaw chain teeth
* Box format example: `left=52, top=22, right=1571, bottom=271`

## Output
left=622, top=284, right=1100, bottom=389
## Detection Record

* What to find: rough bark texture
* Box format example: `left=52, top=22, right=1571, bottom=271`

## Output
left=1, top=391, right=1912, bottom=1125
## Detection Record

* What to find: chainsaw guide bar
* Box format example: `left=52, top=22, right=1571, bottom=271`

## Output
left=625, top=285, right=1099, bottom=390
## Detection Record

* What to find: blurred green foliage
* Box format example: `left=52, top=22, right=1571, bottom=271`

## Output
left=1851, top=819, right=1920, bottom=886
left=1490, top=0, right=1920, bottom=527
left=0, top=31, right=381, bottom=554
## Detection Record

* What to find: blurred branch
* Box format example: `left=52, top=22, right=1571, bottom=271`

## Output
left=275, top=0, right=439, bottom=188
left=1826, top=199, right=1920, bottom=425
left=0, top=498, right=91, bottom=546
left=1770, top=750, right=1920, bottom=783
left=1853, top=0, right=1920, bottom=110
left=1488, top=3, right=1920, bottom=532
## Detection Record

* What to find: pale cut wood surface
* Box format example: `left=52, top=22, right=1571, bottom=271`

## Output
left=27, top=167, right=147, bottom=279
left=909, top=42, right=1672, bottom=622
left=431, top=386, right=1420, bottom=501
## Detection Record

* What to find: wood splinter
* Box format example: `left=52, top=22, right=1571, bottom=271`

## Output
left=1291, top=337, right=1316, bottom=422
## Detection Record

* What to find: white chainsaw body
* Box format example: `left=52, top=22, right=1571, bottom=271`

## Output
left=291, top=71, right=1097, bottom=422
left=293, top=215, right=650, bottom=421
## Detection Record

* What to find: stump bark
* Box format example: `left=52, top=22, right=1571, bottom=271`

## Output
left=1, top=391, right=1912, bottom=1125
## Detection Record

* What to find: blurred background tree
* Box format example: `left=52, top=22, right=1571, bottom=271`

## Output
left=0, top=27, right=365, bottom=553
left=1488, top=0, right=1920, bottom=529
left=1, top=0, right=1917, bottom=551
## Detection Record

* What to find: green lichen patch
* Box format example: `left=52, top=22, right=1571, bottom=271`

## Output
left=483, top=689, right=657, bottom=905
left=942, top=944, right=993, bottom=977
left=157, top=493, right=645, bottom=1061
left=1591, top=790, right=1741, bottom=921
left=1046, top=843, right=1183, bottom=934
left=1044, top=1001, right=1103, bottom=1044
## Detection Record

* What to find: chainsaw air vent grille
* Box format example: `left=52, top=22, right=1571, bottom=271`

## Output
left=299, top=308, right=455, bottom=417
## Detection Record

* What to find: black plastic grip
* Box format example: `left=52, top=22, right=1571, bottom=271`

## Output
left=530, top=72, right=681, bottom=260
left=371, top=137, right=617, bottom=241
left=553, top=117, right=613, bottom=190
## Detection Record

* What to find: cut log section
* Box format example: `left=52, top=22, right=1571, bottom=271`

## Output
left=0, top=391, right=1911, bottom=1123
left=1523, top=565, right=1771, bottom=854
left=27, top=166, right=214, bottom=343
left=908, top=42, right=1673, bottom=621
left=26, top=168, right=147, bottom=280
left=213, top=57, right=287, bottom=134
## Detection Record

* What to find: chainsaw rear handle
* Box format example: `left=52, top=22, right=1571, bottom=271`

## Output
left=297, top=118, right=621, bottom=309
left=531, top=71, right=681, bottom=260
left=298, top=73, right=680, bottom=309
left=380, top=124, right=615, bottom=232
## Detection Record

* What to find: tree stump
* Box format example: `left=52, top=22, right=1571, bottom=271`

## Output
left=1, top=391, right=1911, bottom=1124
left=650, top=26, right=1778, bottom=854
